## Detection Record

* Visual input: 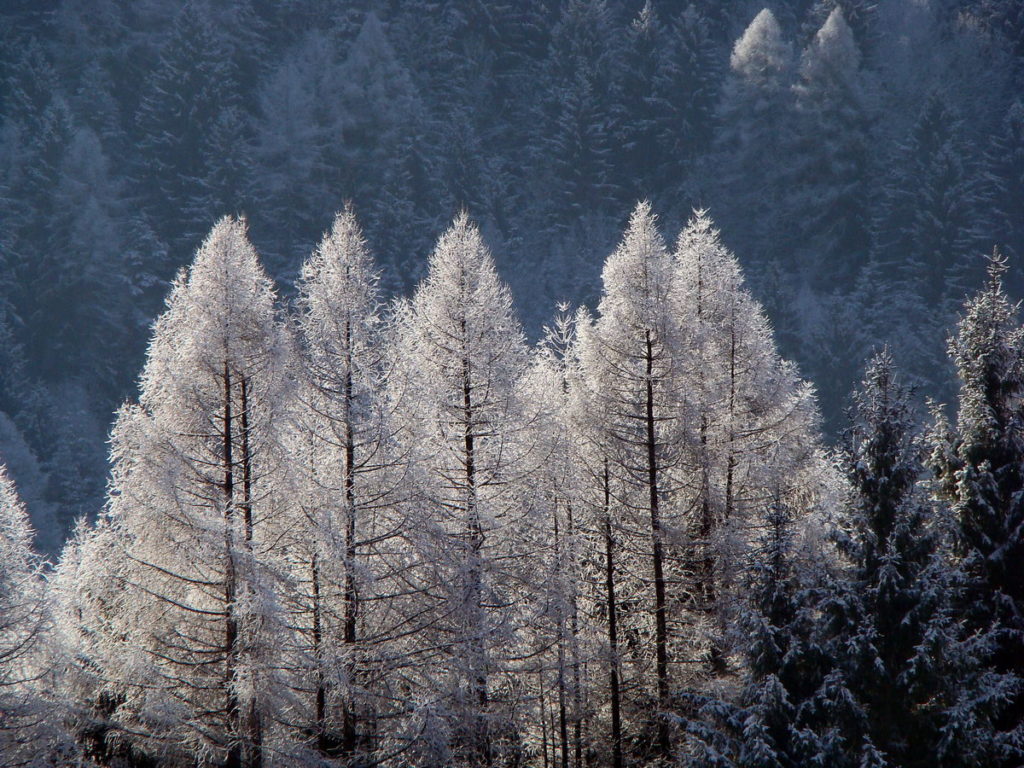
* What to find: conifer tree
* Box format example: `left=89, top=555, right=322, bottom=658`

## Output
left=673, top=209, right=823, bottom=674
left=789, top=7, right=873, bottom=285
left=390, top=212, right=539, bottom=767
left=0, top=463, right=63, bottom=766
left=96, top=217, right=293, bottom=766
left=819, top=350, right=1006, bottom=767
left=931, top=254, right=1024, bottom=764
left=132, top=3, right=238, bottom=258
left=291, top=205, right=409, bottom=763
left=734, top=489, right=827, bottom=768
left=711, top=9, right=795, bottom=266
left=576, top=201, right=687, bottom=762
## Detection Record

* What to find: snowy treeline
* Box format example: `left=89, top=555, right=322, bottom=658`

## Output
left=2, top=206, right=1023, bottom=767
left=2, top=0, right=1023, bottom=546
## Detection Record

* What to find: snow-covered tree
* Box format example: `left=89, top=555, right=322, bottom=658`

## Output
left=132, top=3, right=238, bottom=258
left=521, top=304, right=591, bottom=768
left=672, top=209, right=824, bottom=674
left=711, top=9, right=795, bottom=267
left=575, top=201, right=689, bottom=762
left=95, top=216, right=294, bottom=766
left=389, top=212, right=539, bottom=766
left=789, top=7, right=874, bottom=285
left=819, top=349, right=1005, bottom=767
left=0, top=463, right=64, bottom=766
left=931, top=254, right=1024, bottom=762
left=290, top=205, right=412, bottom=763
left=732, top=488, right=828, bottom=768
left=871, top=92, right=990, bottom=391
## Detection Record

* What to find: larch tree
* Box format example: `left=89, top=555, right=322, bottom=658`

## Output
left=522, top=304, right=589, bottom=768
left=673, top=209, right=823, bottom=679
left=389, top=212, right=539, bottom=767
left=290, top=204, right=410, bottom=763
left=575, top=201, right=689, bottom=763
left=789, top=7, right=873, bottom=286
left=711, top=8, right=794, bottom=267
left=0, top=463, right=64, bottom=766
left=98, top=216, right=294, bottom=767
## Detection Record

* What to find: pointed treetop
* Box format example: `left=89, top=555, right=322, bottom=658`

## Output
left=300, top=202, right=378, bottom=299
left=600, top=200, right=669, bottom=295
left=0, top=463, right=34, bottom=560
left=801, top=6, right=861, bottom=83
left=632, top=0, right=659, bottom=35
left=731, top=8, right=792, bottom=86
left=675, top=208, right=743, bottom=294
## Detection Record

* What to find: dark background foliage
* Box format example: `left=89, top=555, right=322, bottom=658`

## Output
left=1, top=0, right=1022, bottom=551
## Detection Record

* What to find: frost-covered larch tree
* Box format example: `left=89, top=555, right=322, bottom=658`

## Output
left=576, top=201, right=689, bottom=762
left=291, top=205, right=411, bottom=763
left=522, top=304, right=590, bottom=768
left=50, top=512, right=136, bottom=766
left=0, top=464, right=65, bottom=766
left=97, top=217, right=294, bottom=767
left=931, top=253, right=1024, bottom=764
left=673, top=209, right=823, bottom=675
left=390, top=213, right=540, bottom=767
left=711, top=8, right=794, bottom=266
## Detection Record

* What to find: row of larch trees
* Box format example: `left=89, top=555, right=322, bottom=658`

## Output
left=3, top=201, right=1024, bottom=767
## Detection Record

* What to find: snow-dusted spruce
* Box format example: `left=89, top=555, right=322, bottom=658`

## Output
left=813, top=350, right=1002, bottom=768
left=0, top=464, right=66, bottom=766
left=931, top=253, right=1024, bottom=763
left=733, top=487, right=827, bottom=768
left=92, top=217, right=294, bottom=767
left=389, top=213, right=541, bottom=767
left=575, top=201, right=689, bottom=762
left=290, top=205, right=406, bottom=764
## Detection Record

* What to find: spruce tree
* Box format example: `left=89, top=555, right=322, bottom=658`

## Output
left=932, top=253, right=1024, bottom=764
left=821, top=350, right=1005, bottom=767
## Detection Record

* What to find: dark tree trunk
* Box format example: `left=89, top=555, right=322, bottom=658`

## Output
left=645, top=331, right=671, bottom=759
left=603, top=461, right=623, bottom=768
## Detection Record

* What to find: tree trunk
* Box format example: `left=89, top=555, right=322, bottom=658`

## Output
left=342, top=320, right=359, bottom=761
left=603, top=461, right=623, bottom=768
left=222, top=363, right=242, bottom=768
left=645, top=331, right=671, bottom=759
left=462, top=343, right=491, bottom=767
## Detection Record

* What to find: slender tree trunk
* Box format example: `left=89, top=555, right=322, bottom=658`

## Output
left=223, top=363, right=242, bottom=768
left=602, top=461, right=623, bottom=768
left=554, top=511, right=570, bottom=768
left=462, top=344, right=490, bottom=767
left=342, top=321, right=359, bottom=761
left=540, top=674, right=550, bottom=768
left=645, top=331, right=671, bottom=759
left=311, top=554, right=329, bottom=754
left=567, top=504, right=583, bottom=768
left=238, top=375, right=263, bottom=768
left=240, top=378, right=262, bottom=767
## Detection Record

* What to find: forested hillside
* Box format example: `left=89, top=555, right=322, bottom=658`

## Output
left=1, top=0, right=1022, bottom=550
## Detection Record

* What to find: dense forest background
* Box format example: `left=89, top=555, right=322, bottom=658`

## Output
left=1, top=0, right=1023, bottom=552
